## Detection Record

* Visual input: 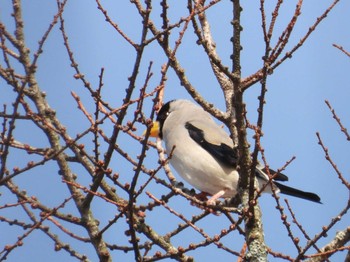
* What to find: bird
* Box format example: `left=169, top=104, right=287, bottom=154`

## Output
left=147, top=99, right=321, bottom=204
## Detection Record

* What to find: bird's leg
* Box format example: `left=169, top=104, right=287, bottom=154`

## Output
left=207, top=189, right=228, bottom=205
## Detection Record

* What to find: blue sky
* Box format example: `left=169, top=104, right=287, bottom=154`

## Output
left=0, top=1, right=349, bottom=261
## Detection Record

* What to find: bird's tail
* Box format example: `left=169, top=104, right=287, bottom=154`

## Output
left=274, top=181, right=322, bottom=203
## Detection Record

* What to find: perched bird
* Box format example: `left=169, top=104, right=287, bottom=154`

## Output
left=148, top=99, right=321, bottom=204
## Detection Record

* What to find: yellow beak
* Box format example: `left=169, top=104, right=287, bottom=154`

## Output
left=143, top=121, right=160, bottom=137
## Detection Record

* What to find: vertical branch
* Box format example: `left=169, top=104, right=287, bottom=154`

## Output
left=249, top=0, right=277, bottom=195
left=0, top=0, right=28, bottom=182
left=83, top=0, right=150, bottom=208
left=9, top=1, right=113, bottom=261
left=231, top=0, right=242, bottom=82
left=128, top=63, right=155, bottom=262
left=93, top=68, right=104, bottom=163
left=191, top=0, right=235, bottom=108
left=160, top=0, right=169, bottom=48
left=231, top=0, right=267, bottom=260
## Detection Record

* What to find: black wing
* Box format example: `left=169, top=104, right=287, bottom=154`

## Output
left=185, top=122, right=238, bottom=167
left=261, top=167, right=289, bottom=182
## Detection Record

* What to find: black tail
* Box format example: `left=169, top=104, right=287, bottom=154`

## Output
left=275, top=182, right=322, bottom=203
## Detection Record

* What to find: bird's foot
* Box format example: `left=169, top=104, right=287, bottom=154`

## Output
left=206, top=189, right=227, bottom=205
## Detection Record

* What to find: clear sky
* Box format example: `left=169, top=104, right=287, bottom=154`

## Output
left=0, top=1, right=349, bottom=261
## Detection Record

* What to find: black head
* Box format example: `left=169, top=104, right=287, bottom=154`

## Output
left=156, top=100, right=173, bottom=139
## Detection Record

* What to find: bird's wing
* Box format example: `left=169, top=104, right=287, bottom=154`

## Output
left=185, top=121, right=238, bottom=167
left=259, top=166, right=289, bottom=182
left=184, top=119, right=288, bottom=181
